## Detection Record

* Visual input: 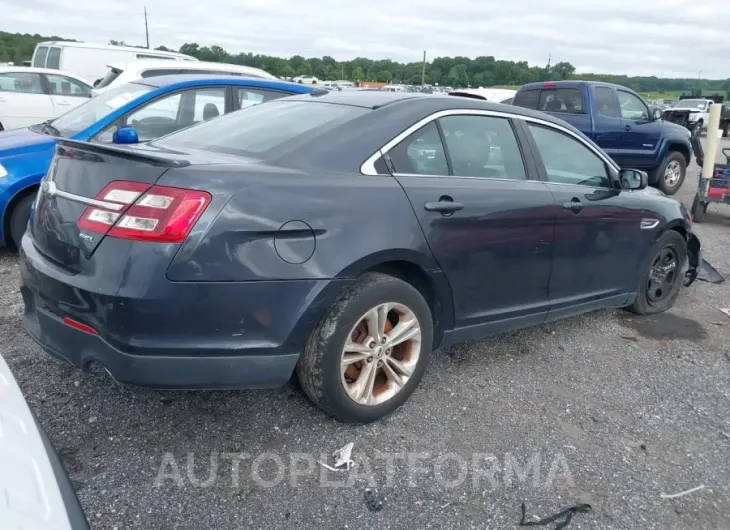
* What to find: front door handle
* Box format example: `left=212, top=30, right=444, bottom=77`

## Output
left=424, top=196, right=464, bottom=214
left=562, top=198, right=584, bottom=213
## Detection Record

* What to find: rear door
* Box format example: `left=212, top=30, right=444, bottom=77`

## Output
left=386, top=112, right=556, bottom=337
left=520, top=120, right=646, bottom=318
left=0, top=72, right=54, bottom=129
left=588, top=85, right=623, bottom=159
left=43, top=73, right=92, bottom=116
left=616, top=89, right=662, bottom=169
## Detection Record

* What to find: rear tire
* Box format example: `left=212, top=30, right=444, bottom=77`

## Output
left=691, top=195, right=707, bottom=223
left=628, top=231, right=687, bottom=315
left=9, top=195, right=34, bottom=250
left=297, top=272, right=433, bottom=423
left=655, top=151, right=687, bottom=195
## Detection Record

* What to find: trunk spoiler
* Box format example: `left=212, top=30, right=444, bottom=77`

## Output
left=56, top=139, right=191, bottom=168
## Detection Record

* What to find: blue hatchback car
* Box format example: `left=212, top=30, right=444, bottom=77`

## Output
left=0, top=75, right=313, bottom=247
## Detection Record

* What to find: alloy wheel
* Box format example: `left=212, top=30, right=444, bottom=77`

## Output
left=664, top=160, right=682, bottom=187
left=340, top=302, right=422, bottom=406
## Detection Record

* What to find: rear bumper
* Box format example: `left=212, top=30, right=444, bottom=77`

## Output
left=22, top=306, right=300, bottom=389
left=20, top=235, right=347, bottom=389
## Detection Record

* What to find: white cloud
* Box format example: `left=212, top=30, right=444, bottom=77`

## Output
left=1, top=0, right=729, bottom=78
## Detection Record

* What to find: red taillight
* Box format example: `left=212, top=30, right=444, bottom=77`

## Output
left=78, top=181, right=211, bottom=243
left=62, top=316, right=99, bottom=335
left=543, top=82, right=557, bottom=87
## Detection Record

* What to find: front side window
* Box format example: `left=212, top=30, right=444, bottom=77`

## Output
left=46, top=47, right=61, bottom=69
left=439, top=115, right=526, bottom=179
left=45, top=74, right=91, bottom=97
left=388, top=122, right=449, bottom=176
left=153, top=100, right=368, bottom=157
left=0, top=72, right=44, bottom=94
left=528, top=124, right=611, bottom=188
left=594, top=87, right=618, bottom=118
left=33, top=46, right=48, bottom=68
left=193, top=88, right=226, bottom=122
left=617, top=91, right=649, bottom=121
left=237, top=88, right=287, bottom=109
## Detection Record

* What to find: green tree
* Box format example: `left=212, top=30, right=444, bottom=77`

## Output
left=351, top=66, right=365, bottom=82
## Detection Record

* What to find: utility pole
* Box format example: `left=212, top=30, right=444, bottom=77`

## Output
left=341, top=64, right=344, bottom=81
left=421, top=50, right=426, bottom=86
left=144, top=6, right=150, bottom=49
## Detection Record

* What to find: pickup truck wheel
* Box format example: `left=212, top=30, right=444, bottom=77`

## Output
left=628, top=231, right=687, bottom=315
left=655, top=152, right=686, bottom=195
left=297, top=272, right=433, bottom=424
left=9, top=196, right=34, bottom=250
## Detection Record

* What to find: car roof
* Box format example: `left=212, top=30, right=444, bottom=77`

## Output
left=36, top=41, right=196, bottom=57
left=286, top=90, right=430, bottom=108
left=133, top=74, right=313, bottom=92
left=518, top=80, right=636, bottom=92
left=107, top=59, right=275, bottom=79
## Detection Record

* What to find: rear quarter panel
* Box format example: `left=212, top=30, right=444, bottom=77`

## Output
left=163, top=166, right=439, bottom=282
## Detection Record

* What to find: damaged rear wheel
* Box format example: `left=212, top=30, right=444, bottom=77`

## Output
left=297, top=272, right=433, bottom=423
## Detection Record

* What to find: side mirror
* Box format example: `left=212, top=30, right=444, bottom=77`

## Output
left=113, top=126, right=139, bottom=145
left=620, top=169, right=648, bottom=190
left=652, top=107, right=663, bottom=121
left=93, top=79, right=101, bottom=87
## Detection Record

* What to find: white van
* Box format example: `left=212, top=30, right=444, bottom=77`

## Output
left=31, top=42, right=197, bottom=86
left=92, top=59, right=276, bottom=94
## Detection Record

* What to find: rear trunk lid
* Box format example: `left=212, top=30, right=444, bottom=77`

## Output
left=31, top=140, right=189, bottom=271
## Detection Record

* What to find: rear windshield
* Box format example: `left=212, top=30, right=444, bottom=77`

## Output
left=514, top=88, right=584, bottom=114
left=153, top=100, right=369, bottom=157
left=95, top=67, right=123, bottom=89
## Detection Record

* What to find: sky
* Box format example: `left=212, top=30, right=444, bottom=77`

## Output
left=2, top=0, right=729, bottom=79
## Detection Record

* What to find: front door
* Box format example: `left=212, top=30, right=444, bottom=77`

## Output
left=616, top=89, right=663, bottom=169
left=0, top=72, right=54, bottom=130
left=523, top=121, right=646, bottom=319
left=387, top=113, right=556, bottom=338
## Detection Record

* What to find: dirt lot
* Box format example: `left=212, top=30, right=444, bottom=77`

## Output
left=1, top=144, right=729, bottom=529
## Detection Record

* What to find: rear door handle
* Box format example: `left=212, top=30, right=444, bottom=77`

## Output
left=424, top=199, right=464, bottom=214
left=55, top=100, right=72, bottom=106
left=623, top=124, right=631, bottom=131
left=562, top=198, right=584, bottom=213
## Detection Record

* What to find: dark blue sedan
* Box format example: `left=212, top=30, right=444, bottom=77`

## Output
left=0, top=75, right=314, bottom=248
left=19, top=91, right=701, bottom=423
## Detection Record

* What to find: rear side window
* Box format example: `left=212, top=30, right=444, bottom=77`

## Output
left=388, top=122, right=449, bottom=176
left=513, top=89, right=539, bottom=110
left=0, top=72, right=44, bottom=94
left=538, top=89, right=584, bottom=114
left=46, top=47, right=61, bottom=69
left=33, top=46, right=48, bottom=68
left=95, top=67, right=123, bottom=89
left=439, top=115, right=526, bottom=179
left=594, top=87, right=618, bottom=117
left=153, top=100, right=369, bottom=157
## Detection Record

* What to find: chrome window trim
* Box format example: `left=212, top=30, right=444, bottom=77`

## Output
left=360, top=109, right=621, bottom=176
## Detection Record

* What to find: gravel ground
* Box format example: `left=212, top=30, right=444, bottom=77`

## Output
left=2, top=142, right=730, bottom=529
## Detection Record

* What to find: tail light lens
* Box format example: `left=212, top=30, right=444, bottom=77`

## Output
left=78, top=181, right=211, bottom=243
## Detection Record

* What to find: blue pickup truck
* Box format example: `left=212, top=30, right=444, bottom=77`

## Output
left=513, top=81, right=693, bottom=195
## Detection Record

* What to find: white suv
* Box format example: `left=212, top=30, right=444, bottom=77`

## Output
left=92, top=60, right=275, bottom=95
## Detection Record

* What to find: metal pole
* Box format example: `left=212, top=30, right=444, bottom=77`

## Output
left=421, top=50, right=426, bottom=86
left=144, top=7, right=150, bottom=49
left=701, top=103, right=723, bottom=179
